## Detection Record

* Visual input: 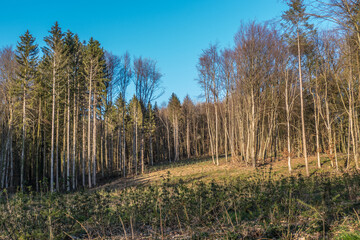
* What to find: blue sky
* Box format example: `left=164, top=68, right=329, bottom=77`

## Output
left=0, top=0, right=286, bottom=106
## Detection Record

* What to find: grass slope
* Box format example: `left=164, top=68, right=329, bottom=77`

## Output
left=1, top=155, right=360, bottom=239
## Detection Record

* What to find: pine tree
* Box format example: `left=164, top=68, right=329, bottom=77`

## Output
left=83, top=38, right=106, bottom=187
left=16, top=30, right=38, bottom=191
left=168, top=93, right=181, bottom=161
left=43, top=22, right=67, bottom=192
left=129, top=96, right=142, bottom=174
left=146, top=103, right=156, bottom=165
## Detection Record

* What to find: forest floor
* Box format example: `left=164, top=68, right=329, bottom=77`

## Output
left=2, top=154, right=360, bottom=239
left=96, top=154, right=344, bottom=192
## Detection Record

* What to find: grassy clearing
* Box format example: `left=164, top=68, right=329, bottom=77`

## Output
left=1, top=156, right=360, bottom=239
left=97, top=154, right=349, bottom=191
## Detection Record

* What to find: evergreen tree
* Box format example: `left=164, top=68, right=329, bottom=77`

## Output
left=146, top=102, right=156, bottom=165
left=129, top=95, right=142, bottom=174
left=16, top=30, right=38, bottom=191
left=83, top=37, right=106, bottom=187
left=43, top=22, right=67, bottom=192
left=168, top=93, right=181, bottom=161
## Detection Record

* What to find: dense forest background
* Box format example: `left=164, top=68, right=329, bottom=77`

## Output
left=0, top=0, right=360, bottom=192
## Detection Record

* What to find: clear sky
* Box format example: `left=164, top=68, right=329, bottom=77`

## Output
left=0, top=0, right=286, bottom=106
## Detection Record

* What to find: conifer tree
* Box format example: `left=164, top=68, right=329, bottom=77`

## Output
left=118, top=52, right=131, bottom=176
left=83, top=38, right=106, bottom=187
left=146, top=103, right=156, bottom=165
left=43, top=22, right=67, bottom=192
left=129, top=96, right=142, bottom=174
left=0, top=47, right=17, bottom=189
left=168, top=93, right=181, bottom=161
left=16, top=30, right=38, bottom=191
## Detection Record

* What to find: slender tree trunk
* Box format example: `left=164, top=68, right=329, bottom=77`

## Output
left=141, top=125, right=144, bottom=173
left=122, top=108, right=126, bottom=177
left=110, top=134, right=114, bottom=173
left=35, top=101, right=40, bottom=191
left=66, top=76, right=70, bottom=191
left=348, top=63, right=359, bottom=169
left=250, top=90, right=256, bottom=168
left=101, top=124, right=104, bottom=178
left=118, top=125, right=122, bottom=171
left=347, top=119, right=351, bottom=169
left=167, top=123, right=171, bottom=162
left=176, top=116, right=179, bottom=161
left=72, top=88, right=77, bottom=190
left=62, top=105, right=67, bottom=190
left=186, top=119, right=190, bottom=159
left=313, top=77, right=321, bottom=169
left=105, top=118, right=108, bottom=174
left=82, top=115, right=86, bottom=187
left=8, top=103, right=13, bottom=188
left=325, top=90, right=334, bottom=167
left=21, top=82, right=26, bottom=191
left=333, top=128, right=339, bottom=171
left=224, top=107, right=228, bottom=162
left=9, top=129, right=13, bottom=188
left=43, top=126, right=46, bottom=182
left=2, top=141, right=8, bottom=189
left=134, top=115, right=138, bottom=175
left=2, top=125, right=8, bottom=188
left=150, top=134, right=153, bottom=165
left=55, top=101, right=60, bottom=191
left=285, top=71, right=292, bottom=173
left=215, top=102, right=219, bottom=166
left=92, top=93, right=97, bottom=186
left=230, top=96, right=236, bottom=160
left=314, top=98, right=321, bottom=169
left=87, top=69, right=92, bottom=188
left=297, top=30, right=309, bottom=176
left=50, top=60, right=56, bottom=192
left=206, top=103, right=215, bottom=164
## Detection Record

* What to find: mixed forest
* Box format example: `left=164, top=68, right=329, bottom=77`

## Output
left=1, top=0, right=360, bottom=238
left=1, top=0, right=360, bottom=192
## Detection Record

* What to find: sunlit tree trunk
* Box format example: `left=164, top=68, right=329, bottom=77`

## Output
left=50, top=59, right=56, bottom=192
left=20, top=78, right=26, bottom=191
left=92, top=92, right=97, bottom=186
left=297, top=29, right=309, bottom=176
left=66, top=75, right=70, bottom=191
left=87, top=67, right=92, bottom=188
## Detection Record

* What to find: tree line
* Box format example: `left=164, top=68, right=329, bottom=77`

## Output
left=0, top=21, right=166, bottom=191
left=0, top=0, right=360, bottom=192
left=196, top=0, right=360, bottom=175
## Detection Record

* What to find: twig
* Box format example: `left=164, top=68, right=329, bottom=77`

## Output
left=65, top=212, right=91, bottom=240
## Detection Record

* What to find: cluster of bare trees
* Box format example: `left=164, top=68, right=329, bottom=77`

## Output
left=196, top=0, right=360, bottom=175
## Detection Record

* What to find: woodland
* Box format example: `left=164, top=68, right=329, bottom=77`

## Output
left=1, top=0, right=360, bottom=238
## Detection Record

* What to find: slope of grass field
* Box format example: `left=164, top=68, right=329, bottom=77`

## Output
left=1, top=155, right=360, bottom=239
left=96, top=155, right=345, bottom=191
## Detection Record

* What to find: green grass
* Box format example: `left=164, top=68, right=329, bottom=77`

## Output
left=1, top=167, right=360, bottom=239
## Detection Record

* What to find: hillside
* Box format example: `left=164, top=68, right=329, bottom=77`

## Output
left=96, top=154, right=342, bottom=191
left=1, top=156, right=360, bottom=239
